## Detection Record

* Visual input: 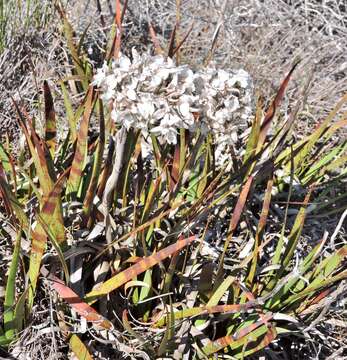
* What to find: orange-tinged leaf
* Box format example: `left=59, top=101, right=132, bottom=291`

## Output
left=171, top=141, right=180, bottom=184
left=24, top=113, right=65, bottom=247
left=149, top=23, right=164, bottom=55
left=26, top=110, right=57, bottom=185
left=28, top=169, right=69, bottom=309
left=67, top=86, right=96, bottom=196
left=85, top=235, right=196, bottom=303
left=43, top=81, right=57, bottom=158
left=13, top=100, right=55, bottom=195
left=258, top=60, right=300, bottom=148
left=233, top=313, right=272, bottom=340
left=56, top=4, right=90, bottom=90
left=107, top=0, right=128, bottom=60
left=70, top=334, right=93, bottom=360
left=202, top=313, right=273, bottom=355
left=248, top=176, right=273, bottom=287
left=154, top=302, right=260, bottom=328
left=305, top=288, right=332, bottom=308
left=215, top=175, right=253, bottom=291
left=171, top=23, right=193, bottom=57
left=281, top=187, right=312, bottom=269
left=113, top=0, right=122, bottom=59
left=229, top=176, right=254, bottom=234
left=218, top=176, right=254, bottom=271
left=42, top=268, right=113, bottom=331
left=115, top=0, right=121, bottom=29
left=234, top=326, right=277, bottom=358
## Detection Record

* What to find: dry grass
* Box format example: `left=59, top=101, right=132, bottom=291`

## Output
left=1, top=0, right=347, bottom=140
left=122, top=0, right=347, bottom=137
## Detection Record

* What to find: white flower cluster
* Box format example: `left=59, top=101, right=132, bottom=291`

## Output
left=92, top=49, right=253, bottom=150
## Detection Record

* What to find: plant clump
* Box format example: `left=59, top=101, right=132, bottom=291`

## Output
left=0, top=2, right=346, bottom=360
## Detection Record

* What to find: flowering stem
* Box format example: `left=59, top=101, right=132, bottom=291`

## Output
left=102, top=126, right=127, bottom=249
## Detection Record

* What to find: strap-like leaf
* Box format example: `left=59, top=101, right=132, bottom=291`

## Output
left=41, top=267, right=113, bottom=330
left=43, top=81, right=57, bottom=158
left=85, top=235, right=196, bottom=303
left=28, top=169, right=69, bottom=309
left=258, top=60, right=300, bottom=148
left=69, top=334, right=93, bottom=360
left=67, top=86, right=96, bottom=197
left=4, top=229, right=22, bottom=342
left=202, top=313, right=273, bottom=355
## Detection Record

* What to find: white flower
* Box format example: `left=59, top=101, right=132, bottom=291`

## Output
left=119, top=54, right=131, bottom=71
left=101, top=86, right=116, bottom=102
left=149, top=75, right=162, bottom=89
left=164, top=112, right=182, bottom=127
left=140, top=136, right=152, bottom=158
left=179, top=101, right=190, bottom=118
left=182, top=69, right=195, bottom=92
left=137, top=97, right=155, bottom=120
left=228, top=69, right=251, bottom=88
left=126, top=88, right=137, bottom=101
left=111, top=108, right=118, bottom=122
left=92, top=61, right=108, bottom=87
left=211, top=70, right=229, bottom=91
left=105, top=74, right=118, bottom=90
left=165, top=128, right=178, bottom=144
left=178, top=99, right=195, bottom=128
left=215, top=108, right=229, bottom=124
left=224, top=97, right=240, bottom=113
left=123, top=112, right=136, bottom=130
left=151, top=123, right=178, bottom=145
left=91, top=50, right=254, bottom=155
left=151, top=111, right=183, bottom=144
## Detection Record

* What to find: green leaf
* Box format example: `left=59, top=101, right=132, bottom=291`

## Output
left=243, top=96, right=262, bottom=165
left=4, top=228, right=22, bottom=342
left=69, top=334, right=93, bottom=360
left=60, top=81, right=77, bottom=142
left=202, top=313, right=273, bottom=355
left=157, top=299, right=175, bottom=356
left=0, top=176, right=29, bottom=229
left=247, top=175, right=273, bottom=288
left=293, top=93, right=347, bottom=171
left=0, top=143, right=13, bottom=176
left=56, top=4, right=90, bottom=90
